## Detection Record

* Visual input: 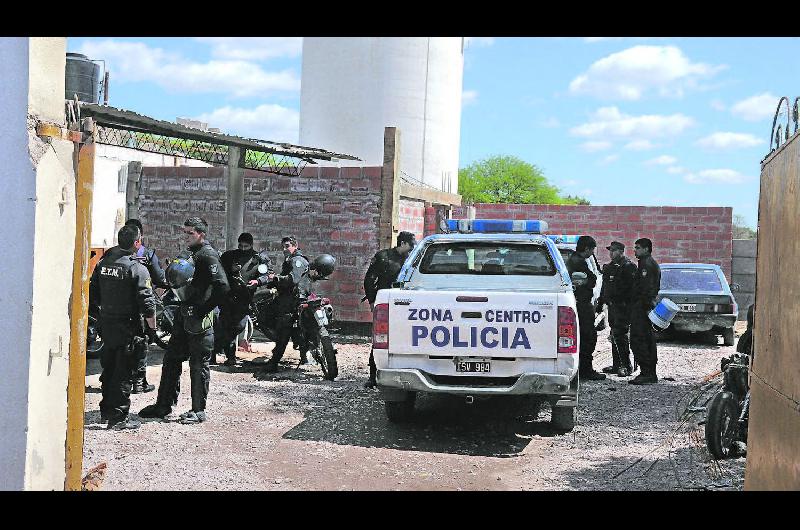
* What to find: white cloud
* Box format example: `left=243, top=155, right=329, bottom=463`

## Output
left=462, top=90, right=478, bottom=107
left=78, top=40, right=300, bottom=98
left=625, top=139, right=655, bottom=151
left=580, top=140, right=613, bottom=152
left=569, top=45, right=725, bottom=100
left=583, top=37, right=624, bottom=43
left=683, top=169, right=749, bottom=185
left=696, top=132, right=765, bottom=150
left=731, top=92, right=779, bottom=121
left=195, top=37, right=302, bottom=61
left=571, top=106, right=695, bottom=140
left=667, top=166, right=686, bottom=174
left=464, top=37, right=495, bottom=48
left=194, top=104, right=299, bottom=143
left=541, top=117, right=561, bottom=128
left=599, top=154, right=619, bottom=165
left=561, top=179, right=579, bottom=187
left=710, top=99, right=726, bottom=111
left=646, top=155, right=677, bottom=165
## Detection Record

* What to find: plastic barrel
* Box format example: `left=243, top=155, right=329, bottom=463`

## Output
left=649, top=297, right=679, bottom=330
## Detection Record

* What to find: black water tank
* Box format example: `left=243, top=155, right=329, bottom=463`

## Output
left=65, top=52, right=100, bottom=103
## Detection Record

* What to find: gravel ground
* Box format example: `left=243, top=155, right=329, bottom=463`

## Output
left=82, top=325, right=747, bottom=491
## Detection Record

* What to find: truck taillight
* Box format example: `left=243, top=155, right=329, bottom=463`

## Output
left=558, top=306, right=578, bottom=354
left=713, top=303, right=736, bottom=314
left=373, top=303, right=389, bottom=349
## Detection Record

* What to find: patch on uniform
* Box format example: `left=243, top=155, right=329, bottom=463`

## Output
left=295, top=259, right=305, bottom=268
left=145, top=277, right=152, bottom=289
left=642, top=270, right=647, bottom=276
left=99, top=265, right=124, bottom=280
left=210, top=264, right=218, bottom=274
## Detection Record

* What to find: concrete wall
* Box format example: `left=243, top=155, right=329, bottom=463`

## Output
left=452, top=204, right=734, bottom=279
left=0, top=37, right=75, bottom=490
left=731, top=239, right=756, bottom=320
left=138, top=165, right=384, bottom=323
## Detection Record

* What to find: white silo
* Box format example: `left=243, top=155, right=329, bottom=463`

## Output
left=300, top=37, right=464, bottom=193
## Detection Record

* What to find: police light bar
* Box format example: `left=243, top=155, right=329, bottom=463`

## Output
left=446, top=219, right=549, bottom=234
left=546, top=234, right=580, bottom=244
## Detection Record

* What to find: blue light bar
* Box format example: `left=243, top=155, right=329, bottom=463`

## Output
left=546, top=234, right=580, bottom=244
left=445, top=219, right=549, bottom=234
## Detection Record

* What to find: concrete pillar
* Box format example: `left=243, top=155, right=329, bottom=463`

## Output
left=0, top=37, right=76, bottom=490
left=125, top=161, right=143, bottom=221
left=379, top=127, right=400, bottom=248
left=225, top=146, right=243, bottom=251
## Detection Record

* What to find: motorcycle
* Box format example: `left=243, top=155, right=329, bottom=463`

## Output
left=250, top=263, right=339, bottom=380
left=705, top=351, right=750, bottom=459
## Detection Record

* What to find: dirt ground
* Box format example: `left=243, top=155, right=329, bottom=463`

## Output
left=82, top=325, right=747, bottom=491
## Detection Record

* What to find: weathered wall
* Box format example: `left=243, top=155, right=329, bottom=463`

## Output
left=731, top=239, right=756, bottom=320
left=398, top=198, right=426, bottom=242
left=744, top=134, right=800, bottom=490
left=452, top=204, right=733, bottom=279
left=0, top=37, right=75, bottom=491
left=138, top=165, right=384, bottom=322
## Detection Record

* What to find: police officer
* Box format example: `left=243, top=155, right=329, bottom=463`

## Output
left=362, top=231, right=416, bottom=388
left=89, top=225, right=158, bottom=430
left=629, top=237, right=661, bottom=385
left=597, top=241, right=638, bottom=377
left=213, top=232, right=273, bottom=366
left=565, top=236, right=606, bottom=381
left=260, top=236, right=314, bottom=372
left=139, top=217, right=230, bottom=424
left=124, top=218, right=167, bottom=394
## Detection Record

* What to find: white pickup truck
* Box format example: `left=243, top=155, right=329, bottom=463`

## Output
left=372, top=219, right=581, bottom=430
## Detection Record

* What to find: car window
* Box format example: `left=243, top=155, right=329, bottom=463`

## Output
left=419, top=242, right=557, bottom=276
left=559, top=249, right=572, bottom=262
left=661, top=268, right=723, bottom=292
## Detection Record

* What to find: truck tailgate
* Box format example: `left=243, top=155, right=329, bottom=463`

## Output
left=388, top=290, right=558, bottom=358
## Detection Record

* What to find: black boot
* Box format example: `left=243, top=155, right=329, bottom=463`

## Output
left=131, top=380, right=156, bottom=393
left=107, top=414, right=140, bottom=430
left=580, top=370, right=607, bottom=381
left=629, top=369, right=657, bottom=385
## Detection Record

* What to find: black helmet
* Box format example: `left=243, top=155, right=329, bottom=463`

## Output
left=166, top=257, right=195, bottom=301
left=311, top=254, right=336, bottom=278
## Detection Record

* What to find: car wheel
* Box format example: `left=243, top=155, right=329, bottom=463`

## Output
left=551, top=405, right=576, bottom=431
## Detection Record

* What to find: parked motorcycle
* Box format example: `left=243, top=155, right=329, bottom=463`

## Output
left=705, top=351, right=750, bottom=459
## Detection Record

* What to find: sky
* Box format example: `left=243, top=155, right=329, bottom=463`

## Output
left=68, top=37, right=800, bottom=228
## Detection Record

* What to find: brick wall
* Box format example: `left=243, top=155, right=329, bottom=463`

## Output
left=138, top=164, right=383, bottom=323
left=451, top=204, right=733, bottom=279
left=398, top=198, right=425, bottom=241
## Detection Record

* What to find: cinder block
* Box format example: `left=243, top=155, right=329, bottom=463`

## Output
left=732, top=273, right=756, bottom=293
left=732, top=239, right=757, bottom=258
left=732, top=256, right=757, bottom=275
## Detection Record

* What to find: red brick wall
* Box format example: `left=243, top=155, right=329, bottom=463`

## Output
left=398, top=198, right=425, bottom=242
left=451, top=204, right=733, bottom=279
left=138, top=164, right=383, bottom=322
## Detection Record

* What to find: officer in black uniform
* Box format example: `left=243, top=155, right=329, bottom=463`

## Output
left=362, top=231, right=416, bottom=388
left=213, top=232, right=273, bottom=366
left=124, top=218, right=168, bottom=394
left=565, top=235, right=606, bottom=381
left=139, top=217, right=230, bottom=424
left=597, top=241, right=638, bottom=377
left=629, top=237, right=662, bottom=385
left=89, top=225, right=158, bottom=430
left=260, top=236, right=314, bottom=372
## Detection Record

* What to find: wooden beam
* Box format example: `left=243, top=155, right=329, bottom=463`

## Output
left=64, top=119, right=95, bottom=491
left=379, top=127, right=400, bottom=249
left=398, top=180, right=461, bottom=207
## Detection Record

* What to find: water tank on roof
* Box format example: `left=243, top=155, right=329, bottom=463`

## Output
left=65, top=52, right=100, bottom=103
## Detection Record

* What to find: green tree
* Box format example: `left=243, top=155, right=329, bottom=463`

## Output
left=458, top=155, right=590, bottom=205
left=733, top=214, right=756, bottom=239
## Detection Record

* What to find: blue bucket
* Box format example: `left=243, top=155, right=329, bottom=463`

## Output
left=649, top=297, right=679, bottom=330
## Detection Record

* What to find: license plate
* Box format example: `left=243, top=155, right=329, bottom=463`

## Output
left=679, top=304, right=697, bottom=312
left=455, top=359, right=491, bottom=373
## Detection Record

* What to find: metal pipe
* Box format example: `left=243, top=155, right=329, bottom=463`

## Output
left=103, top=71, right=109, bottom=105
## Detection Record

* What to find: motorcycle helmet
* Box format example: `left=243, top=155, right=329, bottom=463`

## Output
left=166, top=257, right=195, bottom=301
left=311, top=254, right=336, bottom=278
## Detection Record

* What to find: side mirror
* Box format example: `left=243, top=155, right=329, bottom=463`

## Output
left=571, top=272, right=588, bottom=287
left=257, top=264, right=269, bottom=275
left=730, top=282, right=740, bottom=292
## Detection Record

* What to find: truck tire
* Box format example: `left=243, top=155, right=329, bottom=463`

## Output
left=551, top=405, right=576, bottom=431
left=722, top=327, right=735, bottom=346
left=705, top=391, right=740, bottom=459
left=384, top=392, right=417, bottom=423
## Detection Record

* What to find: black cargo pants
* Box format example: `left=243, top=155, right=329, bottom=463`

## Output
left=154, top=312, right=214, bottom=412
left=630, top=301, right=658, bottom=375
left=214, top=301, right=249, bottom=361
left=608, top=302, right=632, bottom=370
left=99, top=318, right=139, bottom=420
left=576, top=300, right=598, bottom=373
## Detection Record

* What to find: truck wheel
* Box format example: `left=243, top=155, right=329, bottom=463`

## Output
left=384, top=393, right=417, bottom=423
left=551, top=405, right=576, bottom=431
left=705, top=391, right=740, bottom=459
left=722, top=327, right=735, bottom=346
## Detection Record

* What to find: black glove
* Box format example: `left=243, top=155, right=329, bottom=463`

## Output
left=595, top=303, right=604, bottom=314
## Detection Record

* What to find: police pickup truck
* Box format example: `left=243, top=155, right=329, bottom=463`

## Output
left=372, top=219, right=581, bottom=430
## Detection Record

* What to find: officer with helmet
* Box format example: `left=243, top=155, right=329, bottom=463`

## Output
left=139, top=217, right=230, bottom=424
left=89, top=224, right=158, bottom=430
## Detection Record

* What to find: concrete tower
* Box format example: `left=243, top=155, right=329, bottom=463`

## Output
left=300, top=37, right=464, bottom=193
